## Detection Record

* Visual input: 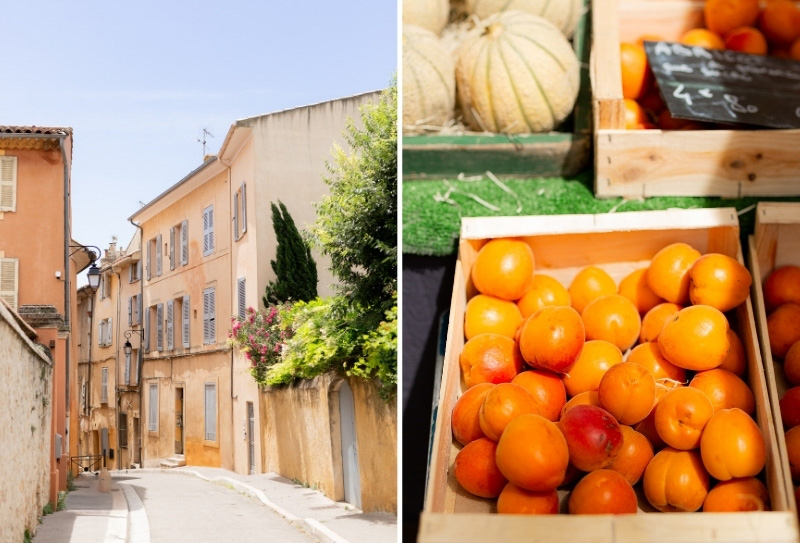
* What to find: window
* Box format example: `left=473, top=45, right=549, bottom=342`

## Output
left=182, top=295, right=191, bottom=348
left=237, top=278, right=246, bottom=320
left=169, top=225, right=176, bottom=271
left=204, top=383, right=217, bottom=441
left=128, top=294, right=141, bottom=326
left=0, top=257, right=19, bottom=310
left=0, top=156, right=17, bottom=212
left=181, top=219, right=189, bottom=266
left=156, top=303, right=164, bottom=352
left=124, top=350, right=131, bottom=385
left=203, top=287, right=216, bottom=344
left=144, top=306, right=151, bottom=353
left=119, top=413, right=128, bottom=448
left=129, top=260, right=142, bottom=283
left=156, top=234, right=163, bottom=276
left=98, top=318, right=113, bottom=347
left=166, top=299, right=174, bottom=351
left=101, top=367, right=108, bottom=404
left=234, top=182, right=247, bottom=241
left=203, top=205, right=215, bottom=256
left=80, top=379, right=87, bottom=413
left=148, top=383, right=158, bottom=432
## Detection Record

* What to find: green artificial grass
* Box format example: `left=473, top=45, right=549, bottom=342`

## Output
left=402, top=171, right=800, bottom=256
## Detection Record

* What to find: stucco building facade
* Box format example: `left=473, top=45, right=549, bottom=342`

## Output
left=0, top=126, right=93, bottom=507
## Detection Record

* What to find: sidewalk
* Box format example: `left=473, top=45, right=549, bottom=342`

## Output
left=32, top=467, right=396, bottom=543
left=33, top=472, right=128, bottom=543
left=164, top=466, right=397, bottom=543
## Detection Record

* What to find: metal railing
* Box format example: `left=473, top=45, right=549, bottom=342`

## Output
left=69, top=454, right=104, bottom=473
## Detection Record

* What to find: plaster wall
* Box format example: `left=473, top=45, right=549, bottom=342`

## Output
left=251, top=91, right=381, bottom=298
left=0, top=304, right=53, bottom=542
left=260, top=372, right=397, bottom=513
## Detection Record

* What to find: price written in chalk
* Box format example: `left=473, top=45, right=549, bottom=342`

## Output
left=643, top=41, right=800, bottom=129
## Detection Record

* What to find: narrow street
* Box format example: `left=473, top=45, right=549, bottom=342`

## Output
left=32, top=469, right=396, bottom=543
left=121, top=471, right=317, bottom=543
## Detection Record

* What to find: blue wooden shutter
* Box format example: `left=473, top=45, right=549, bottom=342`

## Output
left=182, top=295, right=190, bottom=348
left=181, top=220, right=189, bottom=266
left=169, top=226, right=176, bottom=270
left=166, top=299, right=174, bottom=351
left=156, top=234, right=162, bottom=276
left=156, top=303, right=164, bottom=351
left=237, top=278, right=246, bottom=320
left=240, top=182, right=247, bottom=235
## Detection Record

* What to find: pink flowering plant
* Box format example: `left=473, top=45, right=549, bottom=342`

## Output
left=227, top=304, right=293, bottom=385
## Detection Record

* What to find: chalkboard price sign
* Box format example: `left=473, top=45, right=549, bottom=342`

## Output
left=643, top=41, right=800, bottom=129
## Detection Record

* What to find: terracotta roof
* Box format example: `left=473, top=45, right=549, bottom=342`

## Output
left=0, top=125, right=72, bottom=136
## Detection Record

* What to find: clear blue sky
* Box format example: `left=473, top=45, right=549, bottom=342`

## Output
left=2, top=1, right=397, bottom=273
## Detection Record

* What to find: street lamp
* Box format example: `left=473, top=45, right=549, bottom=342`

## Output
left=124, top=329, right=144, bottom=356
left=87, top=262, right=101, bottom=291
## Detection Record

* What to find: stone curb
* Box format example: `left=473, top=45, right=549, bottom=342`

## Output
left=130, top=468, right=352, bottom=543
left=118, top=482, right=150, bottom=543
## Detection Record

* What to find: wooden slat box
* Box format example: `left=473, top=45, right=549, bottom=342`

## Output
left=419, top=208, right=797, bottom=543
left=591, top=0, right=800, bottom=199
left=402, top=0, right=592, bottom=180
left=748, top=202, right=800, bottom=517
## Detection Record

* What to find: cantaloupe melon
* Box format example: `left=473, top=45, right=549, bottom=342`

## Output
left=455, top=11, right=580, bottom=134
left=403, top=24, right=456, bottom=132
left=466, top=0, right=583, bottom=38
left=403, top=0, right=451, bottom=36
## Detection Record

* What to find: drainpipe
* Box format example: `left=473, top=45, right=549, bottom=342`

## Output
left=130, top=218, right=145, bottom=467
left=60, top=135, right=72, bottom=469
left=114, top=266, right=122, bottom=469
left=220, top=156, right=236, bottom=470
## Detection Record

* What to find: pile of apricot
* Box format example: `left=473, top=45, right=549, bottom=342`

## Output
left=762, top=265, right=800, bottom=510
left=453, top=238, right=771, bottom=514
left=620, top=0, right=800, bottom=129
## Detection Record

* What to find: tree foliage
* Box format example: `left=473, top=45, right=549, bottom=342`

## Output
left=310, top=82, right=397, bottom=323
left=263, top=201, right=318, bottom=307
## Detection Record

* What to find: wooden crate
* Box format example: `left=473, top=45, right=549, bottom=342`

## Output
left=402, top=0, right=592, bottom=180
left=591, top=0, right=800, bottom=198
left=748, top=202, right=800, bottom=517
left=419, top=208, right=798, bottom=543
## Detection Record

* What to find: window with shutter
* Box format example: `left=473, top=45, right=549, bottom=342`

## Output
left=107, top=317, right=113, bottom=347
left=204, top=383, right=217, bottom=441
left=237, top=277, right=246, bottom=320
left=124, top=351, right=131, bottom=385
left=233, top=191, right=239, bottom=241
left=128, top=297, right=133, bottom=326
left=169, top=226, right=176, bottom=271
left=156, top=303, right=164, bottom=351
left=101, top=367, right=108, bottom=404
left=241, top=182, right=247, bottom=235
left=146, top=240, right=152, bottom=280
left=203, top=287, right=215, bottom=344
left=182, top=295, right=190, bottom=348
left=98, top=320, right=105, bottom=347
left=148, top=383, right=158, bottom=432
left=0, top=258, right=19, bottom=310
left=144, top=307, right=151, bottom=353
left=156, top=234, right=162, bottom=276
left=0, top=156, right=17, bottom=212
left=181, top=219, right=189, bottom=266
left=166, top=299, right=174, bottom=350
left=203, top=205, right=215, bottom=256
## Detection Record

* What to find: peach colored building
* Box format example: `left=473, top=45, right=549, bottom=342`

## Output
left=218, top=91, right=384, bottom=480
left=130, top=157, right=235, bottom=468
left=0, top=126, right=93, bottom=505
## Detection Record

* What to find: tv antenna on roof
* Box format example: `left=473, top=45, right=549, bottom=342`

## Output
left=198, top=128, right=214, bottom=157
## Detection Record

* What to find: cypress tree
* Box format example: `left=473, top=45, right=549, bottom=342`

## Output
left=263, top=201, right=318, bottom=307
